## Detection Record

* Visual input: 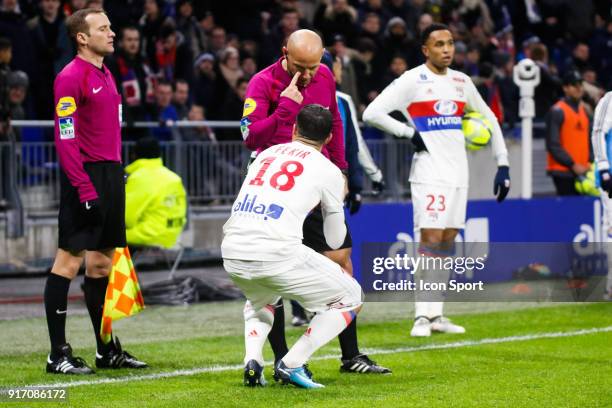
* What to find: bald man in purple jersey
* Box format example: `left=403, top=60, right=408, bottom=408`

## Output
left=240, top=30, right=390, bottom=384
left=44, top=8, right=147, bottom=375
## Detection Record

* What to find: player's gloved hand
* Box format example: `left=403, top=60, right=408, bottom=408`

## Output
left=372, top=179, right=385, bottom=196
left=81, top=199, right=103, bottom=226
left=345, top=191, right=362, bottom=215
left=493, top=166, right=510, bottom=202
left=599, top=169, right=612, bottom=198
left=411, top=130, right=428, bottom=152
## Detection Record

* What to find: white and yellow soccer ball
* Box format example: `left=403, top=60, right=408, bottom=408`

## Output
left=462, top=111, right=493, bottom=151
left=574, top=164, right=600, bottom=197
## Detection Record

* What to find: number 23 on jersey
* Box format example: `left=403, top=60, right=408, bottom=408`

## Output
left=248, top=156, right=304, bottom=191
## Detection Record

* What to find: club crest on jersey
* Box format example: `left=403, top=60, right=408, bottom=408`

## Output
left=434, top=100, right=458, bottom=116
left=417, top=73, right=434, bottom=83
left=233, top=194, right=284, bottom=220
left=56, top=96, right=77, bottom=117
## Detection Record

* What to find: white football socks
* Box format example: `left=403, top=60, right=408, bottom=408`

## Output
left=243, top=301, right=275, bottom=366
left=282, top=309, right=355, bottom=368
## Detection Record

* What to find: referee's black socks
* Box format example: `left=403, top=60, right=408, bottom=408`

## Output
left=267, top=299, right=289, bottom=362
left=44, top=273, right=71, bottom=359
left=83, top=275, right=113, bottom=354
left=339, top=317, right=360, bottom=360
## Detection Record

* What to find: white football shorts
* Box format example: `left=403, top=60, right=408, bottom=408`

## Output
left=411, top=183, right=468, bottom=231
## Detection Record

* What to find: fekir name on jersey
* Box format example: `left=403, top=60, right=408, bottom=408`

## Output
left=221, top=141, right=345, bottom=261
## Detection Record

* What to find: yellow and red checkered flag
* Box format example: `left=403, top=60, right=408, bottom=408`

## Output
left=100, top=247, right=145, bottom=344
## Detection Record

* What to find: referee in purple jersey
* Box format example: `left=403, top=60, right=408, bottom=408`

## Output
left=44, top=8, right=146, bottom=375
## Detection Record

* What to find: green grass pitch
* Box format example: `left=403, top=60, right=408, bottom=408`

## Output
left=1, top=302, right=611, bottom=407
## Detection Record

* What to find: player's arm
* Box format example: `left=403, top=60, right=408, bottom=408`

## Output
left=54, top=74, right=97, bottom=203
left=320, top=170, right=347, bottom=250
left=592, top=93, right=612, bottom=171
left=362, top=74, right=417, bottom=139
left=465, top=77, right=511, bottom=201
left=592, top=92, right=612, bottom=195
left=241, top=74, right=301, bottom=151
left=325, top=81, right=348, bottom=170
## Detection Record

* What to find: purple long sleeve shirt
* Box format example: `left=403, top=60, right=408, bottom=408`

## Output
left=54, top=56, right=122, bottom=202
left=240, top=58, right=347, bottom=170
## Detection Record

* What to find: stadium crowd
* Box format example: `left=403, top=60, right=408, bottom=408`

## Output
left=0, top=0, right=610, bottom=144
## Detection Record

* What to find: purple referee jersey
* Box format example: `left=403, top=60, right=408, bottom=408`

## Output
left=240, top=57, right=347, bottom=169
left=54, top=55, right=122, bottom=202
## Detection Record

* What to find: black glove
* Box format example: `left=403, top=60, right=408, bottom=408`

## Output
left=411, top=130, right=428, bottom=152
left=493, top=166, right=510, bottom=202
left=345, top=192, right=362, bottom=215
left=372, top=179, right=385, bottom=196
left=81, top=199, right=103, bottom=226
left=599, top=169, right=612, bottom=198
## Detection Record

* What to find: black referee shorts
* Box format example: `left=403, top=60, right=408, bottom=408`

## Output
left=302, top=206, right=352, bottom=252
left=58, top=162, right=126, bottom=252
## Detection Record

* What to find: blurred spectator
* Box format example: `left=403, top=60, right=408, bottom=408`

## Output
left=464, top=45, right=480, bottom=77
left=209, top=26, right=227, bottom=57
left=589, top=18, right=611, bottom=89
left=457, top=0, right=494, bottom=33
left=357, top=0, right=390, bottom=25
left=260, top=7, right=300, bottom=66
left=360, top=12, right=383, bottom=48
left=331, top=35, right=360, bottom=107
left=0, top=0, right=34, bottom=74
left=475, top=62, right=504, bottom=124
left=155, top=22, right=193, bottom=83
left=530, top=42, right=562, bottom=120
left=495, top=51, right=519, bottom=127
left=217, top=46, right=243, bottom=91
left=151, top=80, right=178, bottom=141
left=240, top=55, right=257, bottom=81
left=564, top=43, right=591, bottom=74
left=192, top=52, right=218, bottom=117
left=183, top=104, right=215, bottom=141
left=125, top=137, right=186, bottom=250
left=450, top=40, right=467, bottom=72
left=0, top=37, right=11, bottom=138
left=7, top=70, right=27, bottom=141
left=385, top=0, right=413, bottom=23
left=381, top=16, right=420, bottom=69
left=565, top=0, right=594, bottom=42
left=380, top=55, right=407, bottom=89
left=62, top=0, right=86, bottom=17
left=175, top=0, right=206, bottom=59
left=546, top=71, right=591, bottom=196
left=218, top=76, right=248, bottom=142
left=314, top=0, right=358, bottom=46
left=27, top=0, right=73, bottom=120
left=416, top=12, right=433, bottom=35
left=106, top=25, right=156, bottom=140
left=139, top=0, right=172, bottom=70
left=103, top=0, right=145, bottom=32
left=172, top=78, right=190, bottom=119
left=353, top=37, right=381, bottom=109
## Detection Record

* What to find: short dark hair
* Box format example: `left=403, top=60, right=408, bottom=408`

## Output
left=0, top=37, right=11, bottom=51
left=120, top=25, right=140, bottom=40
left=173, top=78, right=189, bottom=91
left=420, top=23, right=450, bottom=45
left=66, top=8, right=106, bottom=41
left=296, top=104, right=332, bottom=143
left=134, top=137, right=161, bottom=159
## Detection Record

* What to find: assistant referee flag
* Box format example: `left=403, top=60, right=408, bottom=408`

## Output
left=100, top=247, right=145, bottom=344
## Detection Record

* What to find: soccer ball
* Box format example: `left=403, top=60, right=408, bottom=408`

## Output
left=462, top=112, right=493, bottom=151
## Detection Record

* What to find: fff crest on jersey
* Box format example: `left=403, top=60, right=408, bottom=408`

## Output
left=434, top=100, right=459, bottom=116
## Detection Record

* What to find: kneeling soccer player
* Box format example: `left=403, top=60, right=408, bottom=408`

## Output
left=222, top=104, right=363, bottom=388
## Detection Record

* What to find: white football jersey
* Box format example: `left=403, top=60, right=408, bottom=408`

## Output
left=363, top=64, right=509, bottom=187
left=221, top=141, right=345, bottom=261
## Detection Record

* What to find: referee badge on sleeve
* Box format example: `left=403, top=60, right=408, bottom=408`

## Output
left=59, top=117, right=75, bottom=140
left=242, top=98, right=256, bottom=116
left=56, top=96, right=77, bottom=117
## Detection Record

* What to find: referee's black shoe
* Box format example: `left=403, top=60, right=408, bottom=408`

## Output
left=46, top=343, right=95, bottom=375
left=340, top=354, right=391, bottom=374
left=95, top=337, right=148, bottom=369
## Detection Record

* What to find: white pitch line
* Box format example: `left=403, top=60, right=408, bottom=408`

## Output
left=16, top=326, right=612, bottom=390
